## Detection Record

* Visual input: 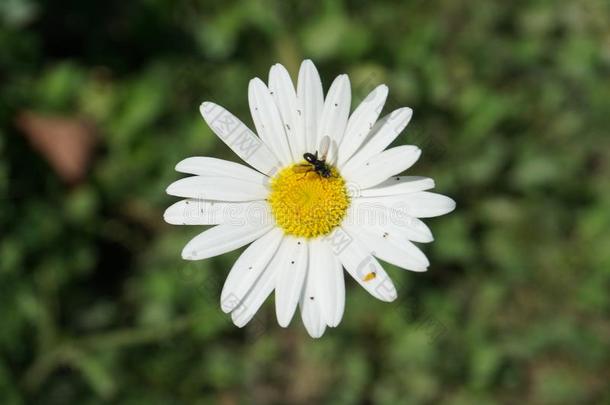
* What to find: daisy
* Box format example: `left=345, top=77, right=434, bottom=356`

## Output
left=164, top=60, right=455, bottom=338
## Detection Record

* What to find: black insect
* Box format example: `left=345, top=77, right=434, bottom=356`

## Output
left=293, top=136, right=334, bottom=178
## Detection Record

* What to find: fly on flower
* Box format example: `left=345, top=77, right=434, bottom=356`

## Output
left=164, top=60, right=455, bottom=337
left=292, top=136, right=334, bottom=179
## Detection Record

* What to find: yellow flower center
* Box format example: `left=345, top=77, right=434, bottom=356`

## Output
left=268, top=163, right=350, bottom=238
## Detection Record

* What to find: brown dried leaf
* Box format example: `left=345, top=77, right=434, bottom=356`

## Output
left=16, top=111, right=97, bottom=184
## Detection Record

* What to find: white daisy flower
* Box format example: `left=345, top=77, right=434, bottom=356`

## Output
left=164, top=60, right=455, bottom=338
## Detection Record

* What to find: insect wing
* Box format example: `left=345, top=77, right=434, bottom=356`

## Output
left=292, top=164, right=313, bottom=173
left=318, top=136, right=330, bottom=161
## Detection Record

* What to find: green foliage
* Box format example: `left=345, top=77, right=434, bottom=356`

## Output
left=2, top=0, right=610, bottom=403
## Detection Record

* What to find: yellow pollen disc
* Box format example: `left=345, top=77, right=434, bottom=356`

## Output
left=268, top=164, right=350, bottom=238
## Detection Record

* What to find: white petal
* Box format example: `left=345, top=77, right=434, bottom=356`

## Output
left=275, top=237, right=308, bottom=327
left=300, top=254, right=327, bottom=338
left=341, top=108, right=412, bottom=170
left=311, top=238, right=345, bottom=327
left=343, top=222, right=429, bottom=272
left=401, top=192, right=456, bottom=218
left=164, top=199, right=271, bottom=226
left=231, top=244, right=280, bottom=327
left=337, top=84, right=388, bottom=166
left=199, top=102, right=279, bottom=176
left=297, top=59, right=324, bottom=153
left=359, top=176, right=435, bottom=197
left=175, top=157, right=267, bottom=184
left=316, top=74, right=351, bottom=159
left=220, top=228, right=283, bottom=313
left=342, top=145, right=421, bottom=189
left=166, top=176, right=268, bottom=201
left=329, top=227, right=397, bottom=302
left=181, top=223, right=273, bottom=261
left=349, top=199, right=433, bottom=243
left=248, top=78, right=293, bottom=165
left=269, top=64, right=303, bottom=162
left=231, top=235, right=300, bottom=327
left=356, top=192, right=456, bottom=218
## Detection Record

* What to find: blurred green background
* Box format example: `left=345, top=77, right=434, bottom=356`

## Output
left=2, top=0, right=610, bottom=403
